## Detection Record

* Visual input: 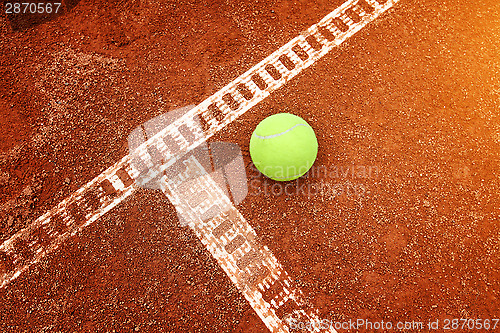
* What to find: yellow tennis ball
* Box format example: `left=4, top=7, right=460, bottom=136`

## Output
left=250, top=113, right=318, bottom=181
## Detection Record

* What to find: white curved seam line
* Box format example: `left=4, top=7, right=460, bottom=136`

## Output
left=254, top=124, right=307, bottom=140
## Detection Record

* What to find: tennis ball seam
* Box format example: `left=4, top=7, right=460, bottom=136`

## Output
left=253, top=123, right=307, bottom=140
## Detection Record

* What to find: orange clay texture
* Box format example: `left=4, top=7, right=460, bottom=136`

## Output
left=1, top=0, right=499, bottom=332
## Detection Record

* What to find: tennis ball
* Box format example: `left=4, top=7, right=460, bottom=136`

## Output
left=249, top=113, right=318, bottom=181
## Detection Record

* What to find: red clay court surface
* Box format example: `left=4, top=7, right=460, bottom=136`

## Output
left=1, top=0, right=500, bottom=332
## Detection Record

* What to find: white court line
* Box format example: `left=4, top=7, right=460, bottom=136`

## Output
left=1, top=0, right=399, bottom=331
left=161, top=154, right=334, bottom=332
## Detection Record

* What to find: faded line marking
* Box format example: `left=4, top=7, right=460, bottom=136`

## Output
left=159, top=156, right=336, bottom=332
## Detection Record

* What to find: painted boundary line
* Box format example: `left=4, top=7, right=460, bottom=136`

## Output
left=160, top=155, right=328, bottom=332
left=0, top=3, right=398, bottom=330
